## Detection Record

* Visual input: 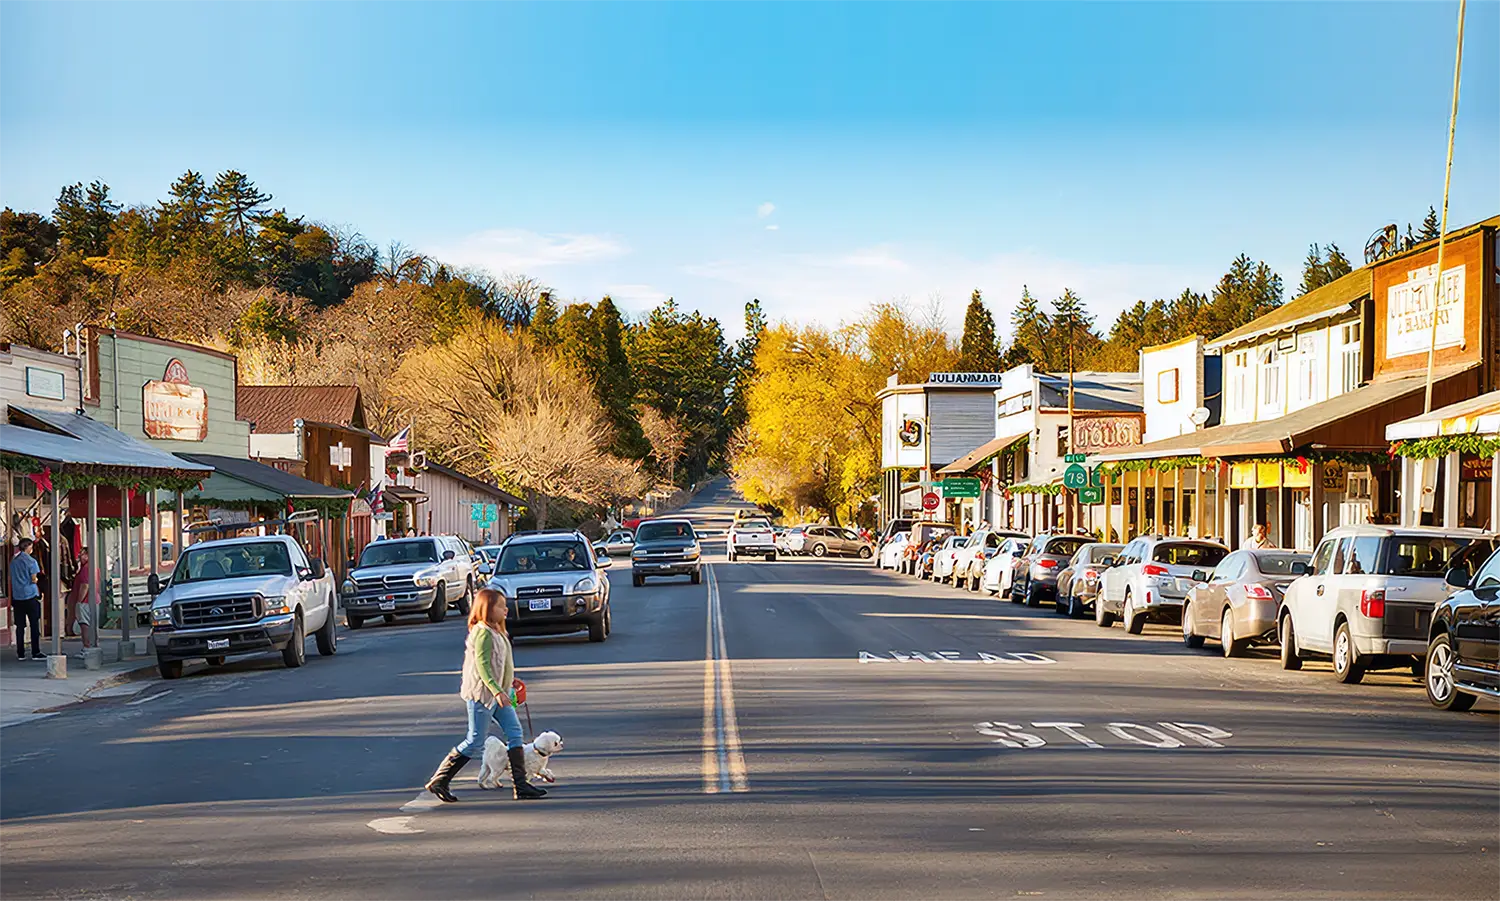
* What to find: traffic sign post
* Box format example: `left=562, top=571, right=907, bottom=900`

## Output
left=1064, top=453, right=1088, bottom=464
left=1078, top=485, right=1104, bottom=505
left=921, top=491, right=940, bottom=512
left=1062, top=464, right=1089, bottom=490
left=939, top=478, right=982, bottom=499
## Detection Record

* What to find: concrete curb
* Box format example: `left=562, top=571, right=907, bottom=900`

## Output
left=22, top=662, right=159, bottom=718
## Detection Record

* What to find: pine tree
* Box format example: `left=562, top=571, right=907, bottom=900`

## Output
left=529, top=292, right=559, bottom=347
left=1048, top=288, right=1098, bottom=372
left=53, top=181, right=117, bottom=257
left=1299, top=243, right=1326, bottom=296
left=1323, top=243, right=1352, bottom=281
left=1418, top=206, right=1441, bottom=242
left=957, top=289, right=1001, bottom=372
left=1001, top=286, right=1049, bottom=369
left=209, top=170, right=271, bottom=253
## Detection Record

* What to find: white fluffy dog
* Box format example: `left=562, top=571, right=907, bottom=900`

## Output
left=476, top=731, right=564, bottom=789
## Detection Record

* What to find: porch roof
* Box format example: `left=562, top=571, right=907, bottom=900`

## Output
left=1385, top=390, right=1500, bottom=441
left=4, top=406, right=214, bottom=476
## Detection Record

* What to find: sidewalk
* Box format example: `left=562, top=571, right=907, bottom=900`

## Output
left=0, top=632, right=158, bottom=728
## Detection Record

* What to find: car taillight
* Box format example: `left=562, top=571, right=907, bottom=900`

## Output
left=1244, top=584, right=1274, bottom=601
left=975, top=551, right=987, bottom=561
left=1038, top=559, right=1059, bottom=568
left=1360, top=590, right=1385, bottom=618
left=1142, top=564, right=1169, bottom=576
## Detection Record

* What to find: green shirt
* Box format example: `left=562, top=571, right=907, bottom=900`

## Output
left=473, top=626, right=514, bottom=703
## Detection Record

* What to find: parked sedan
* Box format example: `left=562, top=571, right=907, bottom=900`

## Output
left=1182, top=550, right=1310, bottom=656
left=598, top=529, right=636, bottom=558
left=879, top=532, right=910, bottom=570
left=981, top=537, right=1031, bottom=596
left=1279, top=525, right=1495, bottom=683
left=1097, top=536, right=1229, bottom=634
left=1013, top=533, right=1093, bottom=607
left=1055, top=542, right=1123, bottom=617
left=1425, top=546, right=1500, bottom=711
left=932, top=535, right=973, bottom=583
left=803, top=525, right=875, bottom=559
left=953, top=529, right=1028, bottom=592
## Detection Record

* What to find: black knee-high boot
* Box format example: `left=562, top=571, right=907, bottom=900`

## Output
left=508, top=746, right=547, bottom=799
left=425, top=749, right=471, bottom=802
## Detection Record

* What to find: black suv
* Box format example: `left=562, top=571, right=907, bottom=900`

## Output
left=631, top=517, right=702, bottom=586
left=1425, top=546, right=1500, bottom=711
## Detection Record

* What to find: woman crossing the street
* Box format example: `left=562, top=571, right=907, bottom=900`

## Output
left=423, top=587, right=548, bottom=802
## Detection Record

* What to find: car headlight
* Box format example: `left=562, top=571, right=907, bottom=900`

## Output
left=263, top=596, right=290, bottom=615
left=150, top=606, right=173, bottom=626
left=631, top=549, right=646, bottom=559
left=685, top=547, right=701, bottom=560
left=341, top=579, right=356, bottom=596
left=574, top=577, right=597, bottom=594
left=413, top=567, right=441, bottom=588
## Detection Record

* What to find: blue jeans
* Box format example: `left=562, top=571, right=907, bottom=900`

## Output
left=455, top=699, right=523, bottom=757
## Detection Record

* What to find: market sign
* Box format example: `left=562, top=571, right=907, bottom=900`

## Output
left=939, top=477, right=982, bottom=499
left=1072, top=415, right=1143, bottom=454
left=470, top=502, right=499, bottom=525
left=142, top=359, right=207, bottom=441
left=928, top=372, right=1005, bottom=387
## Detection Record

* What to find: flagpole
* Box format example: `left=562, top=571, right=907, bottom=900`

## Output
left=1423, top=0, right=1466, bottom=415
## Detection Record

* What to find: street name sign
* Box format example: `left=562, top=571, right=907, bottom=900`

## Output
left=939, top=478, right=982, bottom=498
left=1078, top=485, right=1104, bottom=505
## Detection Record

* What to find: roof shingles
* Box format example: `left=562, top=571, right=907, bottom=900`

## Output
left=237, top=385, right=364, bottom=434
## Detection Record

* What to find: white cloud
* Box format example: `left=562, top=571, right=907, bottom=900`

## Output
left=756, top=202, right=776, bottom=219
left=765, top=224, right=779, bottom=231
left=605, top=283, right=672, bottom=307
left=431, top=228, right=627, bottom=274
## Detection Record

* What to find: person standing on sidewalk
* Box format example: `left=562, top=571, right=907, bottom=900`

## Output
left=10, top=538, right=43, bottom=660
left=68, top=548, right=94, bottom=651
left=423, top=587, right=547, bottom=803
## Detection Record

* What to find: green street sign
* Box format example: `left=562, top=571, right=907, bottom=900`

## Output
left=1063, top=463, right=1089, bottom=490
left=1078, top=485, right=1104, bottom=505
left=939, top=477, right=982, bottom=499
left=1064, top=453, right=1088, bottom=464
left=470, top=502, right=484, bottom=522
left=1089, top=467, right=1103, bottom=488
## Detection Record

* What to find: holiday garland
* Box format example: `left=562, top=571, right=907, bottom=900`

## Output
left=1, top=452, right=205, bottom=494
left=1007, top=483, right=1063, bottom=496
left=1389, top=435, right=1500, bottom=460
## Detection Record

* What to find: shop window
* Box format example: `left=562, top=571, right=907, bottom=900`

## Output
left=1056, top=426, right=1069, bottom=458
left=1257, top=346, right=1282, bottom=414
left=1338, top=323, right=1362, bottom=394
left=1157, top=368, right=1179, bottom=404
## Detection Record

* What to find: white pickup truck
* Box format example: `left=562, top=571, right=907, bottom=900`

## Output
left=147, top=534, right=339, bottom=679
left=728, top=516, right=778, bottom=562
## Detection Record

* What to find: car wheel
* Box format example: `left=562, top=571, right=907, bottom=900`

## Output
left=157, top=657, right=183, bottom=680
left=812, top=544, right=827, bottom=558
left=1221, top=608, right=1246, bottom=658
left=604, top=604, right=612, bottom=636
left=457, top=581, right=473, bottom=616
left=633, top=574, right=644, bottom=587
left=383, top=614, right=397, bottom=624
left=282, top=615, right=306, bottom=669
left=1054, top=592, right=1069, bottom=615
left=768, top=551, right=777, bottom=562
left=729, top=552, right=737, bottom=562
left=1182, top=604, right=1204, bottom=648
left=206, top=655, right=227, bottom=667
left=347, top=614, right=364, bottom=630
left=316, top=603, right=338, bottom=656
left=1332, top=621, right=1364, bottom=684
left=1424, top=633, right=1476, bottom=711
left=691, top=569, right=702, bottom=585
left=1124, top=590, right=1145, bottom=634
left=859, top=547, right=872, bottom=559
left=427, top=584, right=448, bottom=623
left=1009, top=583, right=1023, bottom=604
left=588, top=610, right=608, bottom=643
left=1026, top=584, right=1041, bottom=607
left=1279, top=614, right=1302, bottom=670
left=1095, top=594, right=1115, bottom=627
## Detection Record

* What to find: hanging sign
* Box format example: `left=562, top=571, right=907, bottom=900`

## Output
left=142, top=359, right=208, bottom=441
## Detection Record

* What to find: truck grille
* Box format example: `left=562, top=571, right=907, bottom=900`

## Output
left=516, top=585, right=564, bottom=598
left=175, top=596, right=260, bottom=628
left=355, top=575, right=416, bottom=592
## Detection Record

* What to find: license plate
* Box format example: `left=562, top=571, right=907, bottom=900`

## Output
left=380, top=601, right=396, bottom=611
left=529, top=598, right=552, bottom=611
left=207, top=638, right=229, bottom=651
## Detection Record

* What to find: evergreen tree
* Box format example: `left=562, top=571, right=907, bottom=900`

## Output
left=554, top=296, right=647, bottom=459
left=726, top=298, right=768, bottom=435
left=53, top=181, right=117, bottom=257
left=957, top=289, right=1001, bottom=372
left=209, top=170, right=271, bottom=254
left=1049, top=288, right=1097, bottom=372
left=1299, top=243, right=1326, bottom=296
left=1000, top=285, right=1049, bottom=369
left=529, top=292, right=559, bottom=347
left=626, top=300, right=733, bottom=482
left=1418, top=206, right=1441, bottom=242
left=1323, top=243, right=1352, bottom=281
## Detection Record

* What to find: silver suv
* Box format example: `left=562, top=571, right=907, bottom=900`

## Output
left=342, top=536, right=477, bottom=629
left=486, top=530, right=613, bottom=642
left=1097, top=535, right=1229, bottom=634
left=148, top=534, right=338, bottom=679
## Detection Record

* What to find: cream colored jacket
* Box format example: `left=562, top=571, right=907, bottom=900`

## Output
left=460, top=623, right=514, bottom=709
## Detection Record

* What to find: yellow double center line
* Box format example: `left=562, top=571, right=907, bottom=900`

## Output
left=702, top=564, right=749, bottom=793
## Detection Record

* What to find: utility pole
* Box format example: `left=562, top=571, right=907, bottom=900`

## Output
left=1423, top=0, right=1466, bottom=415
left=1067, top=313, right=1076, bottom=533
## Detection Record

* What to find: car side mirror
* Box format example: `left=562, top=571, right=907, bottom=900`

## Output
left=599, top=556, right=613, bottom=569
left=147, top=573, right=163, bottom=596
left=309, top=558, right=326, bottom=580
left=1290, top=561, right=1309, bottom=576
left=347, top=558, right=358, bottom=573
left=442, top=549, right=456, bottom=561
left=297, top=566, right=315, bottom=581
left=1445, top=567, right=1470, bottom=590
left=1192, top=569, right=1208, bottom=583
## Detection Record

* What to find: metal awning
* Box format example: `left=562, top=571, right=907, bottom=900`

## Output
left=385, top=485, right=428, bottom=504
left=1385, top=390, right=1500, bottom=441
left=4, top=406, right=214, bottom=476
left=175, top=453, right=353, bottom=505
left=937, top=428, right=1028, bottom=476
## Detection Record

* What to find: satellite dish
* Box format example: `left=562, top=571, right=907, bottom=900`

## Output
left=1189, top=407, right=1211, bottom=426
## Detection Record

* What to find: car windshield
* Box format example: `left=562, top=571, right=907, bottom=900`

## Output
left=359, top=540, right=439, bottom=567
left=1154, top=543, right=1228, bottom=567
left=953, top=537, right=972, bottom=547
left=1254, top=552, right=1309, bottom=575
left=737, top=519, right=772, bottom=530
left=637, top=521, right=696, bottom=542
left=498, top=540, right=591, bottom=574
left=1046, top=537, right=1088, bottom=558
left=176, top=541, right=292, bottom=583
left=1086, top=545, right=1123, bottom=563
left=1380, top=536, right=1480, bottom=577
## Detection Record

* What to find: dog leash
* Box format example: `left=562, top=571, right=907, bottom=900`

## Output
left=521, top=701, right=534, bottom=741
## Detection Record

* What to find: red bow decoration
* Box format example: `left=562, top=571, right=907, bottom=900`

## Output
left=1294, top=456, right=1310, bottom=473
left=27, top=467, right=53, bottom=493
left=1387, top=441, right=1402, bottom=461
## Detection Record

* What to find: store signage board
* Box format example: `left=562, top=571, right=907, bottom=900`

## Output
left=939, top=478, right=982, bottom=499
left=142, top=359, right=208, bottom=441
left=25, top=366, right=66, bottom=401
left=1386, top=263, right=1465, bottom=359
left=928, top=372, right=1005, bottom=387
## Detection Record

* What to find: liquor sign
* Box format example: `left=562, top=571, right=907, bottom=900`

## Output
left=939, top=478, right=982, bottom=499
left=1072, top=415, right=1143, bottom=454
left=1385, top=263, right=1465, bottom=359
left=142, top=359, right=207, bottom=441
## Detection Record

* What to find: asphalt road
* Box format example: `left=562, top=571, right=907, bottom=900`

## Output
left=3, top=479, right=1497, bottom=899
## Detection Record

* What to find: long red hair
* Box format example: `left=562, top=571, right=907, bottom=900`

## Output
left=468, top=587, right=508, bottom=635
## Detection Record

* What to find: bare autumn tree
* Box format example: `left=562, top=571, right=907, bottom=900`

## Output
left=389, top=320, right=646, bottom=527
left=636, top=404, right=687, bottom=486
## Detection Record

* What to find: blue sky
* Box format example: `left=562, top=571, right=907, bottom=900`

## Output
left=3, top=1, right=1496, bottom=341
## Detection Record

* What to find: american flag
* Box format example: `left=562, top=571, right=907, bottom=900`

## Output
left=367, top=482, right=385, bottom=516
left=388, top=426, right=411, bottom=452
